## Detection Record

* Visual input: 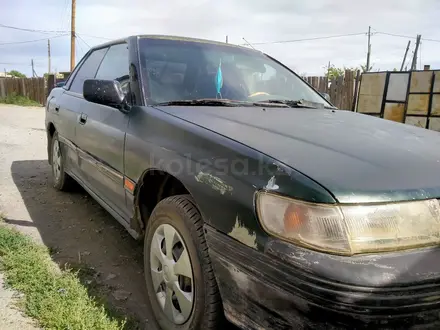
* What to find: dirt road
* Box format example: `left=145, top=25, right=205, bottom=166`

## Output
left=0, top=105, right=156, bottom=329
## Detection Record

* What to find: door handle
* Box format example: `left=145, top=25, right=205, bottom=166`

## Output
left=78, top=113, right=88, bottom=125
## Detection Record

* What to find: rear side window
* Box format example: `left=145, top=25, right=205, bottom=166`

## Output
left=69, top=47, right=108, bottom=94
left=96, top=43, right=129, bottom=94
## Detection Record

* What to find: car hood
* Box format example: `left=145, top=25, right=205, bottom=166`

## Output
left=156, top=105, right=440, bottom=203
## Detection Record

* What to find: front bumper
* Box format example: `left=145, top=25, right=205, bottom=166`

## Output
left=205, top=225, right=440, bottom=329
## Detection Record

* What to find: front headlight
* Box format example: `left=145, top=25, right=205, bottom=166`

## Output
left=256, top=192, right=440, bottom=255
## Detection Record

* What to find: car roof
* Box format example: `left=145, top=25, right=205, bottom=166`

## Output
left=89, top=35, right=258, bottom=53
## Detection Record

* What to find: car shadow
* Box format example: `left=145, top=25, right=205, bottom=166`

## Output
left=10, top=159, right=159, bottom=330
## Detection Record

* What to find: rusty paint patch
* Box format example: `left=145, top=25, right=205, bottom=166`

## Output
left=228, top=216, right=257, bottom=249
left=405, top=116, right=427, bottom=129
left=383, top=103, right=405, bottom=123
left=195, top=171, right=233, bottom=195
left=407, top=94, right=430, bottom=115
left=410, top=71, right=433, bottom=93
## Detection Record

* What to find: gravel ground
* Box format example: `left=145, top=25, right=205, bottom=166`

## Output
left=0, top=105, right=156, bottom=329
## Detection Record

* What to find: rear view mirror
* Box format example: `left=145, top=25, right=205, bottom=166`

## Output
left=83, top=79, right=127, bottom=110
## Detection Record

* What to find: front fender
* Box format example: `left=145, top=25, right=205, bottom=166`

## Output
left=124, top=106, right=336, bottom=251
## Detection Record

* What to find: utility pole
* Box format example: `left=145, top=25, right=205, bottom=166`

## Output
left=70, top=0, right=76, bottom=71
left=48, top=39, right=51, bottom=74
left=225, top=35, right=228, bottom=44
left=411, top=34, right=421, bottom=71
left=31, top=59, right=35, bottom=77
left=366, top=26, right=371, bottom=72
left=400, top=40, right=411, bottom=71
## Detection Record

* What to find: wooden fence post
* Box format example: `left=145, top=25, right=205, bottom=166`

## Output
left=39, top=78, right=45, bottom=105
left=352, top=70, right=361, bottom=111
left=21, top=78, right=26, bottom=97
left=312, top=76, right=318, bottom=90
left=0, top=79, right=5, bottom=98
left=31, top=78, right=37, bottom=102
left=343, top=70, right=352, bottom=109
left=339, top=75, right=344, bottom=108
left=47, top=74, right=55, bottom=98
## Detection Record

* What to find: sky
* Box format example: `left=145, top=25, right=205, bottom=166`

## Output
left=1, top=0, right=440, bottom=77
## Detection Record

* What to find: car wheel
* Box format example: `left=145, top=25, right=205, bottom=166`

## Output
left=144, top=195, right=223, bottom=330
left=51, top=132, right=74, bottom=191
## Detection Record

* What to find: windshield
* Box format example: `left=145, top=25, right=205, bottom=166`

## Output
left=138, top=37, right=330, bottom=106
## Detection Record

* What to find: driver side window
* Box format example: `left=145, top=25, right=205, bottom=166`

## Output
left=69, top=47, right=108, bottom=94
left=95, top=43, right=130, bottom=95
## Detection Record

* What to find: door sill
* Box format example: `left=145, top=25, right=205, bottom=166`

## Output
left=68, top=171, right=141, bottom=240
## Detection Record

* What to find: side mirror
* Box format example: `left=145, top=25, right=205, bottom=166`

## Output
left=83, top=79, right=127, bottom=110
left=320, top=92, right=331, bottom=102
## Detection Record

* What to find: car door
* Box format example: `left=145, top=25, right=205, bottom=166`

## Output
left=76, top=43, right=130, bottom=219
left=50, top=48, right=108, bottom=178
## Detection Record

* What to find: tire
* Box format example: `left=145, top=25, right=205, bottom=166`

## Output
left=51, top=132, right=75, bottom=191
left=144, top=195, right=223, bottom=330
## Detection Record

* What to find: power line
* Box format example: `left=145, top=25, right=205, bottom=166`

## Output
left=421, top=37, right=440, bottom=43
left=0, top=62, right=33, bottom=65
left=77, top=39, right=84, bottom=55
left=375, top=31, right=440, bottom=43
left=0, top=23, right=67, bottom=34
left=76, top=34, right=91, bottom=48
left=0, top=23, right=111, bottom=41
left=0, top=34, right=68, bottom=46
left=243, top=32, right=367, bottom=46
left=245, top=29, right=440, bottom=47
left=59, top=0, right=70, bottom=31
left=374, top=31, right=411, bottom=39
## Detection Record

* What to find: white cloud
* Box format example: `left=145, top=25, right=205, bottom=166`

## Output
left=1, top=0, right=439, bottom=76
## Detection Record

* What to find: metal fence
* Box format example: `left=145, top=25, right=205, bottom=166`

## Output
left=356, top=70, right=440, bottom=131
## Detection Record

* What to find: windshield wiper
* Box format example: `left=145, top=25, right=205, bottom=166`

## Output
left=154, top=98, right=291, bottom=108
left=153, top=98, right=334, bottom=109
left=260, top=99, right=337, bottom=109
left=154, top=99, right=245, bottom=107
